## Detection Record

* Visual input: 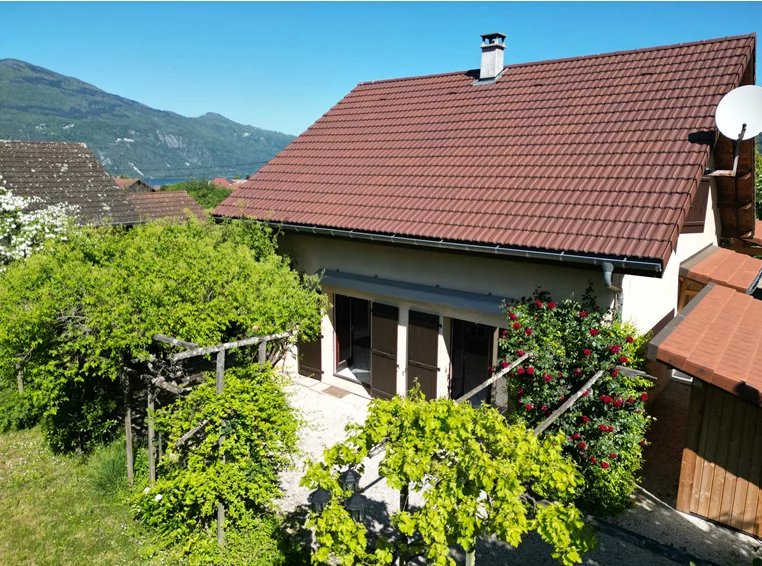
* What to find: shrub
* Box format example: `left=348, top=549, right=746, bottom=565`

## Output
left=498, top=289, right=652, bottom=515
left=135, top=364, right=299, bottom=558
left=0, top=219, right=326, bottom=453
left=161, top=179, right=231, bottom=210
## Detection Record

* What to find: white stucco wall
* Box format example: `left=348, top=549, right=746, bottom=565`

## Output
left=279, top=232, right=613, bottom=330
left=620, top=181, right=720, bottom=334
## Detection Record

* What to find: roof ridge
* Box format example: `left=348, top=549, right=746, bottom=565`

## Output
left=357, top=33, right=755, bottom=87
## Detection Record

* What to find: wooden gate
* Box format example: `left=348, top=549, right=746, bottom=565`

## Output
left=370, top=303, right=398, bottom=398
left=678, top=380, right=762, bottom=538
left=407, top=311, right=439, bottom=399
left=298, top=333, right=322, bottom=380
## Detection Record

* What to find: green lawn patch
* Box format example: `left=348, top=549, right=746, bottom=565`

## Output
left=0, top=428, right=160, bottom=566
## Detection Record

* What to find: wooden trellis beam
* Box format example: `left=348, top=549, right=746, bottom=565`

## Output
left=456, top=353, right=531, bottom=403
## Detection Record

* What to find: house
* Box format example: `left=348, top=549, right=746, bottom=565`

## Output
left=210, top=177, right=236, bottom=189
left=214, top=33, right=758, bottom=403
left=649, top=283, right=762, bottom=538
left=0, top=140, right=140, bottom=226
left=113, top=177, right=155, bottom=192
left=127, top=191, right=206, bottom=223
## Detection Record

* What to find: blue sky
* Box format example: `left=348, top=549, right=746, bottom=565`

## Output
left=1, top=2, right=760, bottom=135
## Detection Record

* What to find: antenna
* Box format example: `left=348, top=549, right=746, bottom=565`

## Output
left=715, top=85, right=762, bottom=141
left=706, top=85, right=762, bottom=178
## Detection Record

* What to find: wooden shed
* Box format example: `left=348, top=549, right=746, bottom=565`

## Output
left=650, top=283, right=762, bottom=538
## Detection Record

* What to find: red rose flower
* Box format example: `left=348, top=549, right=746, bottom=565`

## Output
left=516, top=349, right=526, bottom=357
left=581, top=415, right=591, bottom=423
left=517, top=387, right=524, bottom=394
left=581, top=390, right=589, bottom=397
left=610, top=345, right=621, bottom=354
left=619, top=355, right=628, bottom=364
left=577, top=441, right=587, bottom=450
left=601, top=461, right=610, bottom=469
left=640, top=392, right=649, bottom=402
left=526, top=366, right=535, bottom=376
left=589, top=328, right=599, bottom=337
left=571, top=432, right=581, bottom=440
left=540, top=404, right=548, bottom=412
left=524, top=403, right=533, bottom=411
left=524, top=327, right=533, bottom=336
left=579, top=311, right=588, bottom=318
left=627, top=397, right=635, bottom=405
left=626, top=336, right=634, bottom=344
left=535, top=299, right=543, bottom=308
left=607, top=425, right=615, bottom=432
left=599, top=424, right=608, bottom=432
left=574, top=368, right=582, bottom=376
left=614, top=399, right=624, bottom=408
left=501, top=360, right=509, bottom=369
left=547, top=301, right=557, bottom=309
left=583, top=348, right=592, bottom=357
left=609, top=453, right=618, bottom=459
left=517, top=367, right=526, bottom=375
left=543, top=373, right=552, bottom=383
left=512, top=322, right=522, bottom=330
left=590, top=456, right=598, bottom=464
left=600, top=395, right=613, bottom=404
left=501, top=329, right=508, bottom=338
left=508, top=312, right=518, bottom=321
left=610, top=369, right=619, bottom=377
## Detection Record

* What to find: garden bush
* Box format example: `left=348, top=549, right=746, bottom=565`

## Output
left=498, top=289, right=652, bottom=515
left=135, top=364, right=301, bottom=562
left=0, top=218, right=326, bottom=453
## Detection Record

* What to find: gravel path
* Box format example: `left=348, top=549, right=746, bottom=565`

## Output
left=278, top=375, right=762, bottom=565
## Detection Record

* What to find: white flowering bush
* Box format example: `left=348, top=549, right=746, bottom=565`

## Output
left=0, top=185, right=77, bottom=266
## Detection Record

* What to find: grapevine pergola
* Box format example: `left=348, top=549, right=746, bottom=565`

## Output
left=123, top=329, right=295, bottom=546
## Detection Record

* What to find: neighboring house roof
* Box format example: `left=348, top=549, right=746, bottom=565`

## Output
left=649, top=283, right=762, bottom=407
left=215, top=34, right=755, bottom=270
left=127, top=191, right=206, bottom=222
left=681, top=245, right=762, bottom=294
left=211, top=177, right=235, bottom=189
left=114, top=177, right=154, bottom=192
left=0, top=140, right=140, bottom=225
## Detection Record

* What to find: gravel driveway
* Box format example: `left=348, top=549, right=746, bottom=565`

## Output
left=278, top=375, right=762, bottom=565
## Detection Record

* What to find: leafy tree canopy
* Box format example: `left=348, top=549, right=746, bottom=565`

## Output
left=161, top=179, right=232, bottom=210
left=0, top=218, right=326, bottom=452
left=302, top=391, right=595, bottom=566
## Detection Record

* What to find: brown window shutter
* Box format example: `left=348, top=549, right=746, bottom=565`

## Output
left=681, top=181, right=710, bottom=234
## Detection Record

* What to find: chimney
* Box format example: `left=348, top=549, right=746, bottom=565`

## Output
left=479, top=33, right=506, bottom=81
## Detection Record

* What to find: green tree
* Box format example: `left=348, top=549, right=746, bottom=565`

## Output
left=161, top=179, right=232, bottom=210
left=0, top=218, right=326, bottom=452
left=754, top=147, right=762, bottom=220
left=302, top=391, right=595, bottom=566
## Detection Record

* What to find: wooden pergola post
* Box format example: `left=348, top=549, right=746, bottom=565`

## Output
left=147, top=385, right=156, bottom=486
left=121, top=371, right=134, bottom=487
left=216, top=349, right=226, bottom=548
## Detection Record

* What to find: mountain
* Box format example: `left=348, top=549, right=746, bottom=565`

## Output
left=0, top=59, right=294, bottom=179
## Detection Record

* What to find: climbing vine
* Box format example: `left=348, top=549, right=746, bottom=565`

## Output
left=302, top=391, right=595, bottom=565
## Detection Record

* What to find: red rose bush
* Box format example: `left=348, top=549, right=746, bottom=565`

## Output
left=498, top=289, right=652, bottom=515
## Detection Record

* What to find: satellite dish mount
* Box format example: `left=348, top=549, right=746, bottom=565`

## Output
left=708, top=85, right=762, bottom=177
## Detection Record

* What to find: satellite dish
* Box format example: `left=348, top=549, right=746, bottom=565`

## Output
left=715, top=85, right=762, bottom=141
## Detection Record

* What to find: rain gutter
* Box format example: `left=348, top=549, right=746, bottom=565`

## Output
left=266, top=222, right=664, bottom=274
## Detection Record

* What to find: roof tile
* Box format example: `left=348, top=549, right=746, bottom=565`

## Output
left=215, top=35, right=755, bottom=266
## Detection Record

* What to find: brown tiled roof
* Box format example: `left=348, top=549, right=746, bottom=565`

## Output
left=127, top=191, right=206, bottom=222
left=114, top=177, right=138, bottom=189
left=211, top=177, right=235, bottom=189
left=215, top=34, right=755, bottom=268
left=649, top=283, right=762, bottom=406
left=681, top=245, right=762, bottom=294
left=0, top=141, right=140, bottom=225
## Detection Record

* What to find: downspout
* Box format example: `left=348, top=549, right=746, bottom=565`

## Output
left=602, top=262, right=623, bottom=317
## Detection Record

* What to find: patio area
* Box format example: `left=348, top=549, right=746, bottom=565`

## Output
left=279, top=373, right=761, bottom=565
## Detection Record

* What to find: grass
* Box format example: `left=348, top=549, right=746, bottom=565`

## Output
left=0, top=427, right=162, bottom=565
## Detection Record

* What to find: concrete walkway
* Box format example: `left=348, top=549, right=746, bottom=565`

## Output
left=278, top=375, right=762, bottom=565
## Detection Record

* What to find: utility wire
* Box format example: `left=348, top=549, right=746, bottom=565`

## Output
left=139, top=160, right=270, bottom=178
